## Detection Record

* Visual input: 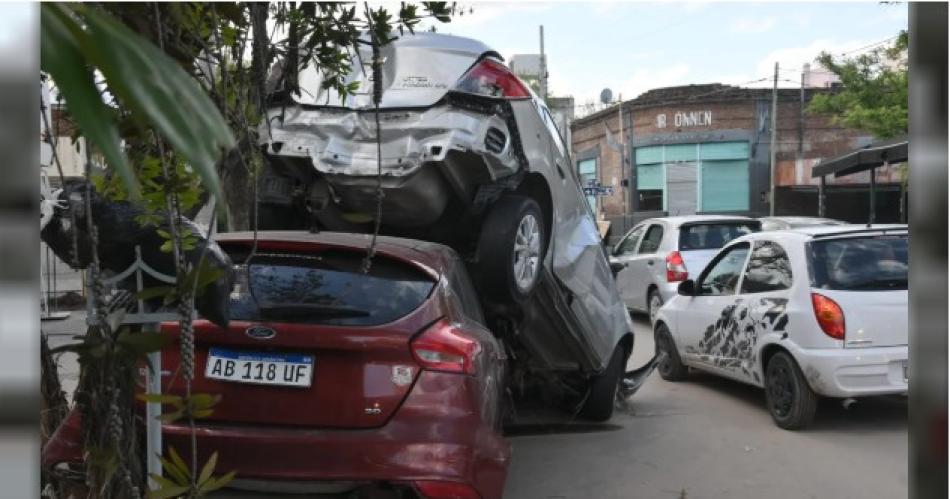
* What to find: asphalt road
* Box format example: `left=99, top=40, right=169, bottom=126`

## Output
left=42, top=313, right=907, bottom=499
left=502, top=315, right=908, bottom=499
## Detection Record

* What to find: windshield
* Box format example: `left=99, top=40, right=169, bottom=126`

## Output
left=678, top=222, right=760, bottom=251
left=808, top=235, right=908, bottom=291
left=228, top=251, right=435, bottom=326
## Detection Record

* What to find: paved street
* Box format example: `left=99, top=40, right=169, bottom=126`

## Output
left=502, top=315, right=908, bottom=499
left=43, top=313, right=907, bottom=499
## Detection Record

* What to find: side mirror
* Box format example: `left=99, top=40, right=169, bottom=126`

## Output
left=677, top=279, right=696, bottom=296
left=609, top=260, right=627, bottom=277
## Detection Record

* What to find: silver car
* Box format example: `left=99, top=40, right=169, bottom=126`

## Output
left=256, top=32, right=633, bottom=420
left=610, top=215, right=761, bottom=321
left=759, top=216, right=847, bottom=231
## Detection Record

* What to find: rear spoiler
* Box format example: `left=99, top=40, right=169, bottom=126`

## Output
left=809, top=227, right=908, bottom=239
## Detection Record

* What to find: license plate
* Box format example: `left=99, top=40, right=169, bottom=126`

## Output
left=205, top=348, right=314, bottom=388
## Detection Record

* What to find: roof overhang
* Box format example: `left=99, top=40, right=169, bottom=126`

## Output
left=812, top=136, right=908, bottom=178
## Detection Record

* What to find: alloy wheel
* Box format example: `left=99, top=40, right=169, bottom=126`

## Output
left=513, top=213, right=541, bottom=293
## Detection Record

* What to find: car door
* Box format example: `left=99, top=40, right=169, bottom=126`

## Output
left=675, top=242, right=751, bottom=369
left=726, top=240, right=795, bottom=384
left=533, top=100, right=625, bottom=366
left=626, top=223, right=666, bottom=313
left=610, top=224, right=647, bottom=309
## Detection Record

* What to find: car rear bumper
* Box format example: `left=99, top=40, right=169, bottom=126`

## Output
left=164, top=370, right=510, bottom=498
left=793, top=345, right=908, bottom=397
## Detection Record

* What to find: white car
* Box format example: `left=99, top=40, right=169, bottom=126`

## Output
left=609, top=216, right=760, bottom=321
left=653, top=225, right=908, bottom=429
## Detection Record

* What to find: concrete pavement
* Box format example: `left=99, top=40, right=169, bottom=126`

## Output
left=502, top=315, right=908, bottom=499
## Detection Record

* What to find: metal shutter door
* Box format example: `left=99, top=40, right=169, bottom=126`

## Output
left=666, top=162, right=697, bottom=215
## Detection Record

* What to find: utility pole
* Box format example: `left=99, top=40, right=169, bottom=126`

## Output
left=618, top=93, right=627, bottom=215
left=539, top=25, right=547, bottom=100
left=769, top=61, right=778, bottom=216
left=799, top=69, right=805, bottom=163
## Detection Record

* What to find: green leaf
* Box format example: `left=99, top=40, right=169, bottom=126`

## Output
left=160, top=240, right=174, bottom=254
left=147, top=473, right=182, bottom=490
left=188, top=393, right=222, bottom=410
left=137, top=393, right=184, bottom=406
left=197, top=452, right=218, bottom=487
left=75, top=6, right=235, bottom=209
left=166, top=446, right=192, bottom=480
left=40, top=4, right=140, bottom=200
left=198, top=470, right=237, bottom=494
left=159, top=409, right=186, bottom=423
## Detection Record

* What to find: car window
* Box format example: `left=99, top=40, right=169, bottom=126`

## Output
left=679, top=222, right=759, bottom=250
left=808, top=234, right=908, bottom=291
left=228, top=251, right=435, bottom=326
left=697, top=243, right=750, bottom=296
left=541, top=107, right=569, bottom=158
left=741, top=241, right=793, bottom=293
left=615, top=225, right=646, bottom=256
left=638, top=224, right=664, bottom=254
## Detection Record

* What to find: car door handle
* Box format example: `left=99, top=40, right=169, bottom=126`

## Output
left=646, top=260, right=654, bottom=266
left=555, top=163, right=565, bottom=179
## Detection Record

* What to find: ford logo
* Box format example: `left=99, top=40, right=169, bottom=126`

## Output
left=245, top=326, right=276, bottom=340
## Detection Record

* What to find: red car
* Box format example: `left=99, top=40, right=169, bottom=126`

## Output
left=46, top=231, right=511, bottom=498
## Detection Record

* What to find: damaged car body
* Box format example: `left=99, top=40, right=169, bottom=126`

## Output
left=257, top=32, right=638, bottom=419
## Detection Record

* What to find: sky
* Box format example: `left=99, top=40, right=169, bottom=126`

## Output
left=424, top=1, right=908, bottom=109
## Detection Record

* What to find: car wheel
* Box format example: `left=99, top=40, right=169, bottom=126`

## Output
left=579, top=343, right=626, bottom=422
left=477, top=195, right=546, bottom=304
left=655, top=323, right=688, bottom=381
left=647, top=289, right=663, bottom=323
left=765, top=352, right=818, bottom=430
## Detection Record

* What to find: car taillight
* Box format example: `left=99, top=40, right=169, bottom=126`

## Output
left=414, top=480, right=481, bottom=499
left=453, top=58, right=530, bottom=99
left=812, top=293, right=845, bottom=340
left=666, top=251, right=688, bottom=282
left=411, top=321, right=480, bottom=375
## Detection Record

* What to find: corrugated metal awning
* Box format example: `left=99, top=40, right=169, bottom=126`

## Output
left=812, top=136, right=908, bottom=178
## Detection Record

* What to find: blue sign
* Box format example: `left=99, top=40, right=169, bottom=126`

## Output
left=583, top=180, right=614, bottom=196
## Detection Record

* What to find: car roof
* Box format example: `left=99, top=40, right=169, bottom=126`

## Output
left=730, top=224, right=907, bottom=244
left=760, top=216, right=844, bottom=224
left=640, top=214, right=757, bottom=228
left=213, top=231, right=456, bottom=278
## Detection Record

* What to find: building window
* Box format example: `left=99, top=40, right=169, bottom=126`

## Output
left=577, top=158, right=597, bottom=213
left=639, top=190, right=663, bottom=211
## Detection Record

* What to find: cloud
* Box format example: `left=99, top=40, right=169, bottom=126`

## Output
left=753, top=38, right=882, bottom=81
left=619, top=64, right=692, bottom=99
left=730, top=17, right=777, bottom=34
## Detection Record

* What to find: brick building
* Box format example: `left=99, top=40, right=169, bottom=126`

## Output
left=570, top=84, right=903, bottom=237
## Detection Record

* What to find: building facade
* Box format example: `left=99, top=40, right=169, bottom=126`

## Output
left=570, top=84, right=902, bottom=235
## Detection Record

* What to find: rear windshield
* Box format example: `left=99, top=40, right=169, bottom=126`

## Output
left=679, top=222, right=759, bottom=251
left=808, top=235, right=908, bottom=291
left=227, top=251, right=435, bottom=326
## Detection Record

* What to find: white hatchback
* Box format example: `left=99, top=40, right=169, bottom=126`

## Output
left=653, top=225, right=908, bottom=429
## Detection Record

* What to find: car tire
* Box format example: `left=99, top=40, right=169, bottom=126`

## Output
left=765, top=352, right=818, bottom=430
left=477, top=195, right=546, bottom=304
left=579, top=343, right=626, bottom=422
left=647, top=289, right=663, bottom=323
left=655, top=323, right=688, bottom=381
